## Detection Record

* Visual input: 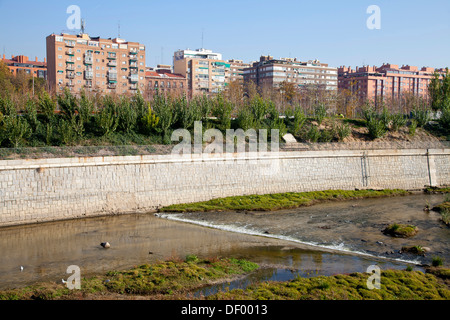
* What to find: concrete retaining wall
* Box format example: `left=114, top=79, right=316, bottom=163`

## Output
left=0, top=148, right=448, bottom=227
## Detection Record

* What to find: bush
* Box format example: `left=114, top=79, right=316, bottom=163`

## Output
left=314, top=103, right=328, bottom=125
left=334, top=123, right=352, bottom=141
left=411, top=107, right=431, bottom=128
left=367, top=116, right=387, bottom=139
left=390, top=113, right=407, bottom=132
left=306, top=125, right=321, bottom=143
left=409, top=119, right=418, bottom=136
left=432, top=256, right=444, bottom=267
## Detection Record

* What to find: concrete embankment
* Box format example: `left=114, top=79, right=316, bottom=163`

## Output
left=0, top=148, right=449, bottom=227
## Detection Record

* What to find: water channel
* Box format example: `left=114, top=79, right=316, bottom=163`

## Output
left=0, top=193, right=448, bottom=291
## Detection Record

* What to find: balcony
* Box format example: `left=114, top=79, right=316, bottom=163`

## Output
left=65, top=41, right=76, bottom=48
left=108, top=83, right=117, bottom=89
left=107, top=53, right=117, bottom=60
left=66, top=64, right=75, bottom=71
left=108, top=71, right=118, bottom=81
left=129, top=74, right=139, bottom=83
left=66, top=81, right=75, bottom=87
left=130, top=84, right=138, bottom=90
left=84, top=71, right=93, bottom=80
left=66, top=72, right=75, bottom=79
left=129, top=55, right=138, bottom=62
left=129, top=62, right=138, bottom=69
left=130, top=48, right=139, bottom=54
left=66, top=50, right=75, bottom=56
left=107, top=60, right=117, bottom=67
left=84, top=55, right=93, bottom=65
left=66, top=58, right=75, bottom=64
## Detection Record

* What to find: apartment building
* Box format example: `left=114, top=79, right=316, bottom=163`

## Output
left=46, top=33, right=146, bottom=95
left=227, top=59, right=251, bottom=84
left=173, top=48, right=230, bottom=95
left=243, top=56, right=338, bottom=91
left=145, top=67, right=187, bottom=97
left=338, top=63, right=447, bottom=101
left=1, top=54, right=47, bottom=79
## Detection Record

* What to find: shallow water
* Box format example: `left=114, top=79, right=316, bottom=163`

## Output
left=0, top=194, right=430, bottom=290
left=159, top=193, right=450, bottom=267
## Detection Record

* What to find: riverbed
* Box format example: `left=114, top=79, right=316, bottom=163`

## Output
left=0, top=193, right=447, bottom=290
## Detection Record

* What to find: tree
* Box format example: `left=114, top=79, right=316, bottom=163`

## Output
left=279, top=80, right=296, bottom=104
left=0, top=60, right=14, bottom=97
left=429, top=68, right=450, bottom=111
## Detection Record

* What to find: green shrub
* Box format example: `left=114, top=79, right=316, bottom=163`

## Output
left=306, top=125, right=321, bottom=143
left=411, top=107, right=431, bottom=127
left=334, top=123, right=352, bottom=141
left=432, top=256, right=444, bottom=267
left=314, top=103, right=328, bottom=125
left=390, top=113, right=407, bottom=132
left=367, top=116, right=387, bottom=139
left=409, top=119, right=418, bottom=136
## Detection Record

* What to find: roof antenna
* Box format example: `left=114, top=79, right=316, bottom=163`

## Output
left=80, top=19, right=86, bottom=34
left=118, top=20, right=121, bottom=38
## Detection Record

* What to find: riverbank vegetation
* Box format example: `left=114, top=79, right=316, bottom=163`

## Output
left=0, top=256, right=448, bottom=300
left=208, top=268, right=450, bottom=300
left=0, top=61, right=448, bottom=159
left=159, top=189, right=409, bottom=213
left=432, top=194, right=450, bottom=226
left=0, top=256, right=258, bottom=300
left=383, top=223, right=419, bottom=238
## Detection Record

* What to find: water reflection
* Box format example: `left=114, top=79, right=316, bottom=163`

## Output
left=0, top=209, right=414, bottom=290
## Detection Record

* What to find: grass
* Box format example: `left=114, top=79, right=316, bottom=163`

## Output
left=383, top=223, right=418, bottom=238
left=159, top=189, right=410, bottom=213
left=0, top=256, right=259, bottom=300
left=1, top=257, right=448, bottom=301
left=207, top=269, right=450, bottom=300
left=401, top=245, right=426, bottom=256
left=425, top=187, right=450, bottom=194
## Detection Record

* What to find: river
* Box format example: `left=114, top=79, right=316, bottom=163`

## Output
left=0, top=193, right=448, bottom=291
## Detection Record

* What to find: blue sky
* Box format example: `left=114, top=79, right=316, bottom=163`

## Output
left=0, top=0, right=449, bottom=69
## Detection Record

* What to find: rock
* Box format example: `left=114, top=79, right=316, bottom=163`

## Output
left=422, top=247, right=431, bottom=252
left=101, top=242, right=111, bottom=249
left=376, top=241, right=383, bottom=245
left=282, top=133, right=298, bottom=144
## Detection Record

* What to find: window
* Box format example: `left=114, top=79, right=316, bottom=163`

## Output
left=58, top=47, right=62, bottom=51
left=58, top=55, right=62, bottom=59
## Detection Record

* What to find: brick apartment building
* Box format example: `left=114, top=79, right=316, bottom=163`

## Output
left=243, top=56, right=338, bottom=91
left=0, top=54, right=47, bottom=79
left=46, top=33, right=146, bottom=95
left=145, top=65, right=187, bottom=97
left=338, top=63, right=447, bottom=102
left=227, top=59, right=252, bottom=84
left=173, top=48, right=230, bottom=95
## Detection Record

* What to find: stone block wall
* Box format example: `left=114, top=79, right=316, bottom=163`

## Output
left=0, top=148, right=448, bottom=227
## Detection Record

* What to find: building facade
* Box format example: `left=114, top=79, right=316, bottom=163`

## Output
left=145, top=68, right=187, bottom=97
left=227, top=59, right=251, bottom=84
left=338, top=64, right=447, bottom=102
left=1, top=54, right=47, bottom=79
left=46, top=33, right=146, bottom=95
left=243, top=56, right=338, bottom=91
left=173, top=48, right=230, bottom=95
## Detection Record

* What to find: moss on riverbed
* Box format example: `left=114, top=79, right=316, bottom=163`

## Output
left=159, top=189, right=410, bottom=213
left=207, top=268, right=450, bottom=300
left=1, top=256, right=448, bottom=300
left=0, top=256, right=259, bottom=300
